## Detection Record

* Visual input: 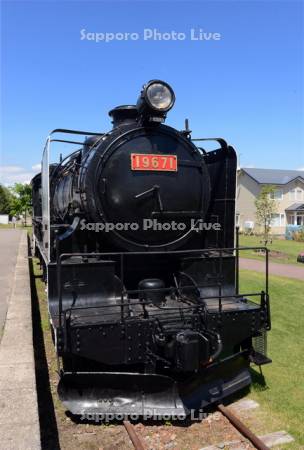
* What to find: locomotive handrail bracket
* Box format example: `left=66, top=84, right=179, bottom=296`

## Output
left=191, top=137, right=228, bottom=150
left=49, top=128, right=104, bottom=136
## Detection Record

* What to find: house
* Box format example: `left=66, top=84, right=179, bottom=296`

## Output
left=236, top=168, right=304, bottom=235
left=0, top=214, right=9, bottom=224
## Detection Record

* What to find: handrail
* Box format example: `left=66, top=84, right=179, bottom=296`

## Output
left=56, top=245, right=269, bottom=329
left=57, top=245, right=268, bottom=257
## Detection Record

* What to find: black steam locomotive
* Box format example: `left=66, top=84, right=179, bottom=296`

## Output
left=32, top=80, right=271, bottom=418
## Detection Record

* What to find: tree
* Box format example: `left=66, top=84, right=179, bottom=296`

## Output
left=10, top=183, right=32, bottom=226
left=0, top=184, right=14, bottom=214
left=255, top=185, right=278, bottom=246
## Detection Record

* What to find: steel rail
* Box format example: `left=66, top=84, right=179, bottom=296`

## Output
left=123, top=420, right=146, bottom=450
left=122, top=404, right=270, bottom=450
left=217, top=403, right=270, bottom=450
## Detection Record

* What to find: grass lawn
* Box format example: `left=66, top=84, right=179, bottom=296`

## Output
left=0, top=223, right=27, bottom=228
left=239, top=234, right=304, bottom=266
left=240, top=269, right=304, bottom=448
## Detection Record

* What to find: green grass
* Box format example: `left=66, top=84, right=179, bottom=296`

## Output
left=239, top=234, right=304, bottom=266
left=0, top=223, right=26, bottom=228
left=240, top=270, right=304, bottom=448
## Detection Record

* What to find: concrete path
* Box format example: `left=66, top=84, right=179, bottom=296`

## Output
left=0, top=231, right=40, bottom=450
left=240, top=257, right=304, bottom=281
left=0, top=228, right=22, bottom=336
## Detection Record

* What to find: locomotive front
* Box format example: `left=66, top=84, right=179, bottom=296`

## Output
left=52, top=80, right=210, bottom=251
left=32, top=80, right=271, bottom=419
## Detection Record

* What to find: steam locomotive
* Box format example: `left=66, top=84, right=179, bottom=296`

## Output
left=31, top=80, right=271, bottom=418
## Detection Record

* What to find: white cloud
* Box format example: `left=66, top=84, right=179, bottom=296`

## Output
left=297, top=167, right=304, bottom=171
left=0, top=165, right=40, bottom=186
left=32, top=163, right=41, bottom=171
left=0, top=165, right=25, bottom=174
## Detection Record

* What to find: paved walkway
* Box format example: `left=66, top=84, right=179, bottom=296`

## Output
left=240, top=257, right=304, bottom=281
left=0, top=228, right=22, bottom=336
left=0, top=230, right=40, bottom=449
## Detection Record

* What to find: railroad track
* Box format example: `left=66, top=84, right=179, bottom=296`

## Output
left=123, top=404, right=271, bottom=450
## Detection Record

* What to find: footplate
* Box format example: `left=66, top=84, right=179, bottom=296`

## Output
left=250, top=351, right=272, bottom=366
left=58, top=372, right=187, bottom=418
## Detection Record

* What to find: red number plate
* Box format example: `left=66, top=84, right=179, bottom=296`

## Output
left=131, top=153, right=177, bottom=171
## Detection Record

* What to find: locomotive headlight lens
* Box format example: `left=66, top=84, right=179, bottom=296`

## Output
left=146, top=82, right=175, bottom=111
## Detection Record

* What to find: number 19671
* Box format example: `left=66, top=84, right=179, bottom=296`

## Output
left=131, top=153, right=177, bottom=172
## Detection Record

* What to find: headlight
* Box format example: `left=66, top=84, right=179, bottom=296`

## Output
left=146, top=82, right=174, bottom=111
left=136, top=80, right=175, bottom=121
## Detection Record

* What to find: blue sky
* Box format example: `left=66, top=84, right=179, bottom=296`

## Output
left=1, top=0, right=303, bottom=185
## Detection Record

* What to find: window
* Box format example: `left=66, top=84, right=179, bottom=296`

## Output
left=271, top=214, right=280, bottom=226
left=289, top=188, right=303, bottom=201
left=297, top=215, right=304, bottom=226
left=269, top=189, right=283, bottom=200
left=271, top=213, right=285, bottom=227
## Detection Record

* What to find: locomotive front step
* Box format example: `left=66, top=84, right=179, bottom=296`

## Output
left=249, top=351, right=272, bottom=366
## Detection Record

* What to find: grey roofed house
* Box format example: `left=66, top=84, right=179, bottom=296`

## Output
left=237, top=167, right=304, bottom=235
left=285, top=203, right=304, bottom=211
left=243, top=168, right=304, bottom=185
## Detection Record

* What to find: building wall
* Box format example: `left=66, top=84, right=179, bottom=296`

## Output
left=236, top=171, right=260, bottom=231
left=236, top=171, right=304, bottom=235
left=0, top=214, right=9, bottom=225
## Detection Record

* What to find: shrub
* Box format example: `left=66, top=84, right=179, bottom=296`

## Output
left=293, top=228, right=304, bottom=242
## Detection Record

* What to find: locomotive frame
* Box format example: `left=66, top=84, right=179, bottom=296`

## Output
left=32, top=81, right=271, bottom=418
